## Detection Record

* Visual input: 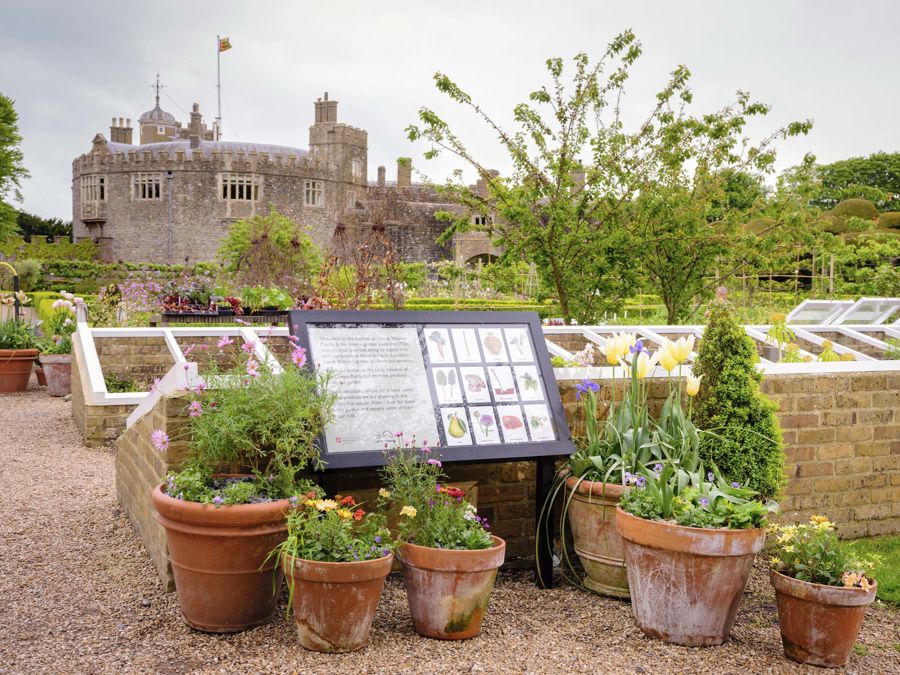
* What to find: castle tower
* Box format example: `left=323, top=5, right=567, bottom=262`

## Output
left=139, top=75, right=178, bottom=144
left=308, top=92, right=368, bottom=208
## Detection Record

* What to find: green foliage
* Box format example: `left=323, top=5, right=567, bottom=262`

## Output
left=0, top=235, right=96, bottom=261
left=239, top=286, right=294, bottom=311
left=0, top=93, right=29, bottom=243
left=842, top=535, right=900, bottom=604
left=15, top=211, right=72, bottom=241
left=39, top=296, right=77, bottom=354
left=813, top=152, right=900, bottom=211
left=831, top=198, right=880, bottom=221
left=0, top=258, right=41, bottom=291
left=104, top=374, right=137, bottom=393
left=878, top=211, right=900, bottom=230
left=163, top=467, right=318, bottom=506
left=217, top=208, right=322, bottom=293
left=693, top=302, right=785, bottom=499
left=379, top=444, right=493, bottom=550
left=0, top=317, right=40, bottom=350
left=770, top=517, right=879, bottom=588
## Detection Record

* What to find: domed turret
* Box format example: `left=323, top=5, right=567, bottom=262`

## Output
left=139, top=75, right=179, bottom=144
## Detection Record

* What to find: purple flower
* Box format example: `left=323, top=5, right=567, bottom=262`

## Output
left=700, top=497, right=709, bottom=507
left=707, top=471, right=714, bottom=482
left=217, top=335, right=234, bottom=349
left=635, top=475, right=646, bottom=488
left=435, top=483, right=442, bottom=492
left=629, top=340, right=645, bottom=354
left=575, top=378, right=600, bottom=401
left=241, top=340, right=256, bottom=353
left=422, top=447, right=431, bottom=455
left=189, top=401, right=203, bottom=417
left=151, top=429, right=170, bottom=452
left=246, top=358, right=260, bottom=378
left=374, top=536, right=381, bottom=544
left=182, top=363, right=190, bottom=371
left=291, top=347, right=307, bottom=368
left=382, top=548, right=390, bottom=557
left=731, top=482, right=740, bottom=489
left=653, top=463, right=663, bottom=474
left=624, top=471, right=633, bottom=484
left=288, top=496, right=299, bottom=507
left=212, top=495, right=223, bottom=506
left=427, top=458, right=442, bottom=467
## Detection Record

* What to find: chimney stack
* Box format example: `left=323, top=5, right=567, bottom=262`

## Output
left=314, top=91, right=339, bottom=124
left=110, top=116, right=133, bottom=144
left=377, top=165, right=386, bottom=187
left=189, top=102, right=202, bottom=149
left=397, top=157, right=412, bottom=190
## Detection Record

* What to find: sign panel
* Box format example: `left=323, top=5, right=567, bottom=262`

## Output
left=290, top=310, right=574, bottom=469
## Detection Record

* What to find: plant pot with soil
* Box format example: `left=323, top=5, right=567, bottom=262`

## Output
left=271, top=493, right=395, bottom=652
left=149, top=336, right=335, bottom=632
left=0, top=308, right=41, bottom=392
left=381, top=443, right=505, bottom=640
left=768, top=516, right=879, bottom=667
left=38, top=293, right=82, bottom=397
left=616, top=464, right=776, bottom=647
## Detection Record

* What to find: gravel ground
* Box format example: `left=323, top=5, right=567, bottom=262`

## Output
left=1, top=386, right=897, bottom=675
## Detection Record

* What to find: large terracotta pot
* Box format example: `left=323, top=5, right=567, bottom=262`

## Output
left=566, top=477, right=628, bottom=598
left=398, top=536, right=506, bottom=640
left=770, top=570, right=877, bottom=668
left=283, top=552, right=393, bottom=652
left=40, top=353, right=71, bottom=397
left=151, top=483, right=289, bottom=633
left=616, top=507, right=765, bottom=646
left=0, top=348, right=39, bottom=393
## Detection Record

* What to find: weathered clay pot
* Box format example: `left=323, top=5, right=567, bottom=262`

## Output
left=151, top=483, right=289, bottom=633
left=0, top=348, right=39, bottom=393
left=40, top=353, right=71, bottom=397
left=566, top=477, right=628, bottom=598
left=398, top=536, right=506, bottom=640
left=771, top=570, right=877, bottom=668
left=35, top=366, right=47, bottom=387
left=283, top=552, right=393, bottom=652
left=616, top=507, right=765, bottom=646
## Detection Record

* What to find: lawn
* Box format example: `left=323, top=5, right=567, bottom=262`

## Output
left=844, top=535, right=900, bottom=604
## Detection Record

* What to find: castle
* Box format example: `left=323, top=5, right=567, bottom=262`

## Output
left=71, top=87, right=499, bottom=266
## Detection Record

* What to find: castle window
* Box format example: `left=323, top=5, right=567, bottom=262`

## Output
left=157, top=126, right=165, bottom=134
left=304, top=180, right=324, bottom=207
left=351, top=158, right=363, bottom=179
left=80, top=175, right=106, bottom=203
left=132, top=173, right=162, bottom=200
left=346, top=190, right=356, bottom=208
left=220, top=173, right=261, bottom=202
left=473, top=215, right=489, bottom=226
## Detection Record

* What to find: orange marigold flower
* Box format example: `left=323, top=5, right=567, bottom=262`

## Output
left=354, top=508, right=365, bottom=521
left=340, top=495, right=356, bottom=507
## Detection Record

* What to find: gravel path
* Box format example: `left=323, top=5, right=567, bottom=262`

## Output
left=1, top=387, right=897, bottom=674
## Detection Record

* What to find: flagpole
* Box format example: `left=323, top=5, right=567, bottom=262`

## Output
left=216, top=34, right=222, bottom=140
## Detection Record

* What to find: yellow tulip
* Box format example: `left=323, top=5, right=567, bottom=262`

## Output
left=635, top=350, right=658, bottom=379
left=658, top=343, right=679, bottom=372
left=686, top=373, right=704, bottom=397
left=673, top=335, right=695, bottom=362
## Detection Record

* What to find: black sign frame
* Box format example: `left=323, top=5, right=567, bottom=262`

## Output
left=289, top=309, right=574, bottom=469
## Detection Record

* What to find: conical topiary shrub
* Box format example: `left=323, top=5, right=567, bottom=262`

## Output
left=693, top=302, right=785, bottom=499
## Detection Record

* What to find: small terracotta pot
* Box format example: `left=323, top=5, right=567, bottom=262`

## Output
left=151, top=483, right=289, bottom=633
left=0, top=348, right=40, bottom=393
left=398, top=536, right=506, bottom=640
left=770, top=570, right=877, bottom=668
left=35, top=366, right=47, bottom=387
left=40, top=353, right=71, bottom=397
left=566, top=477, right=629, bottom=598
left=283, top=552, right=393, bottom=652
left=616, top=507, right=765, bottom=646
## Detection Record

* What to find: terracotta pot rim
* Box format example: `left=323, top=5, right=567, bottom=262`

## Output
left=769, top=569, right=877, bottom=607
left=283, top=552, right=394, bottom=583
left=152, top=482, right=291, bottom=528
left=615, top=506, right=766, bottom=556
left=566, top=476, right=628, bottom=499
left=0, top=348, right=39, bottom=357
left=399, top=535, right=506, bottom=572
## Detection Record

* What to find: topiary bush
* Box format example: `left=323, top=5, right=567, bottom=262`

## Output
left=878, top=211, right=900, bottom=230
left=693, top=302, right=785, bottom=499
left=831, top=198, right=879, bottom=221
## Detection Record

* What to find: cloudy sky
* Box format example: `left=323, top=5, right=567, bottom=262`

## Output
left=2, top=0, right=899, bottom=220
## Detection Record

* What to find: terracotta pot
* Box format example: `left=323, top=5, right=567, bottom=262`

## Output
left=40, top=353, right=71, bottom=397
left=398, top=536, right=506, bottom=640
left=283, top=552, right=393, bottom=652
left=35, top=366, right=46, bottom=387
left=0, top=348, right=39, bottom=393
left=616, top=507, right=765, bottom=646
left=770, top=570, right=877, bottom=667
left=151, top=483, right=289, bottom=633
left=565, top=477, right=629, bottom=598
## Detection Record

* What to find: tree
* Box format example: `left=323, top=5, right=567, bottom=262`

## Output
left=16, top=211, right=72, bottom=241
left=693, top=302, right=784, bottom=499
left=407, top=34, right=811, bottom=323
left=0, top=93, right=29, bottom=242
left=217, top=208, right=322, bottom=294
left=812, top=152, right=900, bottom=211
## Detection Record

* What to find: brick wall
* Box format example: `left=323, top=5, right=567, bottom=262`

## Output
left=71, top=353, right=136, bottom=447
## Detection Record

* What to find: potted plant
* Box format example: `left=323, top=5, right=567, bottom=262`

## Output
left=380, top=442, right=504, bottom=640
left=267, top=493, right=394, bottom=652
left=38, top=292, right=80, bottom=397
left=769, top=516, right=878, bottom=667
left=150, top=336, right=335, bottom=632
left=0, top=292, right=40, bottom=393
left=616, top=461, right=777, bottom=646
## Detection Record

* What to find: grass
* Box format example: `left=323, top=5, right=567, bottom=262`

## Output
left=843, top=535, right=900, bottom=604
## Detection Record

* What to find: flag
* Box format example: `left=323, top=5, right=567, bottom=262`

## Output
left=219, top=37, right=232, bottom=52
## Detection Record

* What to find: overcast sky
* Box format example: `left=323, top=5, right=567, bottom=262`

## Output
left=2, top=0, right=899, bottom=221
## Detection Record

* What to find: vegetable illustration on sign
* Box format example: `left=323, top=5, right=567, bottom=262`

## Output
left=478, top=413, right=495, bottom=437
left=502, top=415, right=524, bottom=430
left=483, top=333, right=503, bottom=356
left=447, top=369, right=457, bottom=397
left=428, top=330, right=447, bottom=359
left=465, top=373, right=487, bottom=392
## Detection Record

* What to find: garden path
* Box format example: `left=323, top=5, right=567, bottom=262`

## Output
left=0, top=385, right=898, bottom=674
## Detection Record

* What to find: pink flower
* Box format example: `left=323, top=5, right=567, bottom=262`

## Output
left=151, top=429, right=170, bottom=452
left=182, top=364, right=189, bottom=371
left=149, top=377, right=160, bottom=393
left=427, top=458, right=442, bottom=467
left=189, top=401, right=203, bottom=417
left=217, top=335, right=234, bottom=349
left=288, top=334, right=299, bottom=344
left=236, top=318, right=251, bottom=326
left=183, top=344, right=197, bottom=357
left=193, top=382, right=206, bottom=395
left=291, top=347, right=307, bottom=368
left=241, top=340, right=256, bottom=354
left=246, top=358, right=260, bottom=378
